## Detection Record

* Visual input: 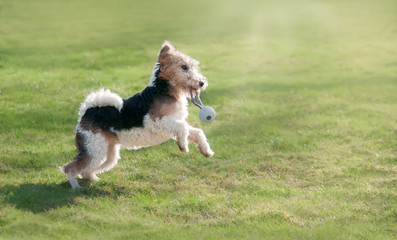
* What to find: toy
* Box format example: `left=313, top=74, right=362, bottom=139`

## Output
left=190, top=89, right=216, bottom=123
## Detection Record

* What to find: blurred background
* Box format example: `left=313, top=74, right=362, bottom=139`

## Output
left=2, top=0, right=396, bottom=70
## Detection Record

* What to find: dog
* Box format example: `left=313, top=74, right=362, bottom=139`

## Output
left=62, top=41, right=214, bottom=189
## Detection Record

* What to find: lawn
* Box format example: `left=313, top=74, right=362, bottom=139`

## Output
left=0, top=0, right=396, bottom=239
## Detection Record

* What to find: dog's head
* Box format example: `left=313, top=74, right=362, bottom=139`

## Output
left=157, top=41, right=208, bottom=97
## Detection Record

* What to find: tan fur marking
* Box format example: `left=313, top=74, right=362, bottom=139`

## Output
left=148, top=95, right=182, bottom=121
left=62, top=132, right=90, bottom=175
left=79, top=119, right=119, bottom=143
left=157, top=42, right=207, bottom=99
left=99, top=129, right=119, bottom=144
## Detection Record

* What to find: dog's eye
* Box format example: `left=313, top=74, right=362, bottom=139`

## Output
left=181, top=65, right=188, bottom=70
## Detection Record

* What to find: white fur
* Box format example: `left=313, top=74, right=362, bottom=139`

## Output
left=81, top=130, right=109, bottom=175
left=188, top=126, right=214, bottom=156
left=117, top=95, right=187, bottom=148
left=116, top=115, right=188, bottom=150
left=95, top=144, right=121, bottom=174
left=78, top=88, right=123, bottom=120
left=64, top=42, right=215, bottom=189
left=68, top=173, right=80, bottom=189
left=65, top=86, right=212, bottom=189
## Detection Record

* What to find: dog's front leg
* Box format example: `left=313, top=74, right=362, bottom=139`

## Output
left=188, top=126, right=214, bottom=157
left=173, top=121, right=189, bottom=152
left=157, top=117, right=190, bottom=152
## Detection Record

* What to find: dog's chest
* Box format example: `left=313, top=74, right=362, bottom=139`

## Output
left=148, top=95, right=188, bottom=121
left=116, top=97, right=188, bottom=149
left=116, top=117, right=173, bottom=149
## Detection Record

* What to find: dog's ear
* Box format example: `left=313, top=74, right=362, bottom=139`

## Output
left=159, top=41, right=175, bottom=56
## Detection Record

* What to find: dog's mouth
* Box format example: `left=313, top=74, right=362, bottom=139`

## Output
left=188, top=81, right=206, bottom=93
left=189, top=88, right=200, bottom=95
left=187, top=78, right=207, bottom=97
left=189, top=89, right=203, bottom=108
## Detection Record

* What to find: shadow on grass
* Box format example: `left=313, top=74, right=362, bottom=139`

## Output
left=0, top=181, right=129, bottom=213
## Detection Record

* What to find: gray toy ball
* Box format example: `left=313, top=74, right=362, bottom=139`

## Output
left=199, top=106, right=216, bottom=123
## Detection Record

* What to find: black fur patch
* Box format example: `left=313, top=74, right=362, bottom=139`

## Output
left=80, top=77, right=172, bottom=131
left=81, top=106, right=123, bottom=130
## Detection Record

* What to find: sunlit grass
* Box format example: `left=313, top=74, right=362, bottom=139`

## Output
left=0, top=0, right=396, bottom=239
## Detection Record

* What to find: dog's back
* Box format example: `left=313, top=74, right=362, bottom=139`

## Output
left=62, top=41, right=213, bottom=189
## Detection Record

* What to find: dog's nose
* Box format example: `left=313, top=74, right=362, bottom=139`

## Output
left=199, top=81, right=204, bottom=87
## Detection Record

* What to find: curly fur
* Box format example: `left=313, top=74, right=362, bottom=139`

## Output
left=78, top=89, right=123, bottom=119
left=62, top=41, right=214, bottom=189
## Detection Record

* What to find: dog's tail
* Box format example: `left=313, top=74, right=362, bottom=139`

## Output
left=78, top=88, right=123, bottom=118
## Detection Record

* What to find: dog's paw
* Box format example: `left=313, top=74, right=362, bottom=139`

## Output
left=82, top=173, right=100, bottom=181
left=202, top=149, right=214, bottom=158
left=90, top=175, right=100, bottom=181
left=178, top=142, right=189, bottom=152
left=178, top=144, right=189, bottom=153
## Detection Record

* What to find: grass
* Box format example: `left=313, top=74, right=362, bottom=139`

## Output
left=0, top=0, right=396, bottom=239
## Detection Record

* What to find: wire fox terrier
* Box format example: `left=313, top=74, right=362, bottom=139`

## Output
left=62, top=41, right=214, bottom=189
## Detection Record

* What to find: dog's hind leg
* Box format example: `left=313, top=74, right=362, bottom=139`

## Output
left=188, top=126, right=214, bottom=157
left=63, top=131, right=109, bottom=188
left=93, top=143, right=121, bottom=175
left=80, top=132, right=109, bottom=181
left=62, top=151, right=90, bottom=189
left=68, top=173, right=81, bottom=189
left=62, top=132, right=92, bottom=189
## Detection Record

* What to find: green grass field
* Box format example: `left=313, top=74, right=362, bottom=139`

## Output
left=1, top=0, right=396, bottom=239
